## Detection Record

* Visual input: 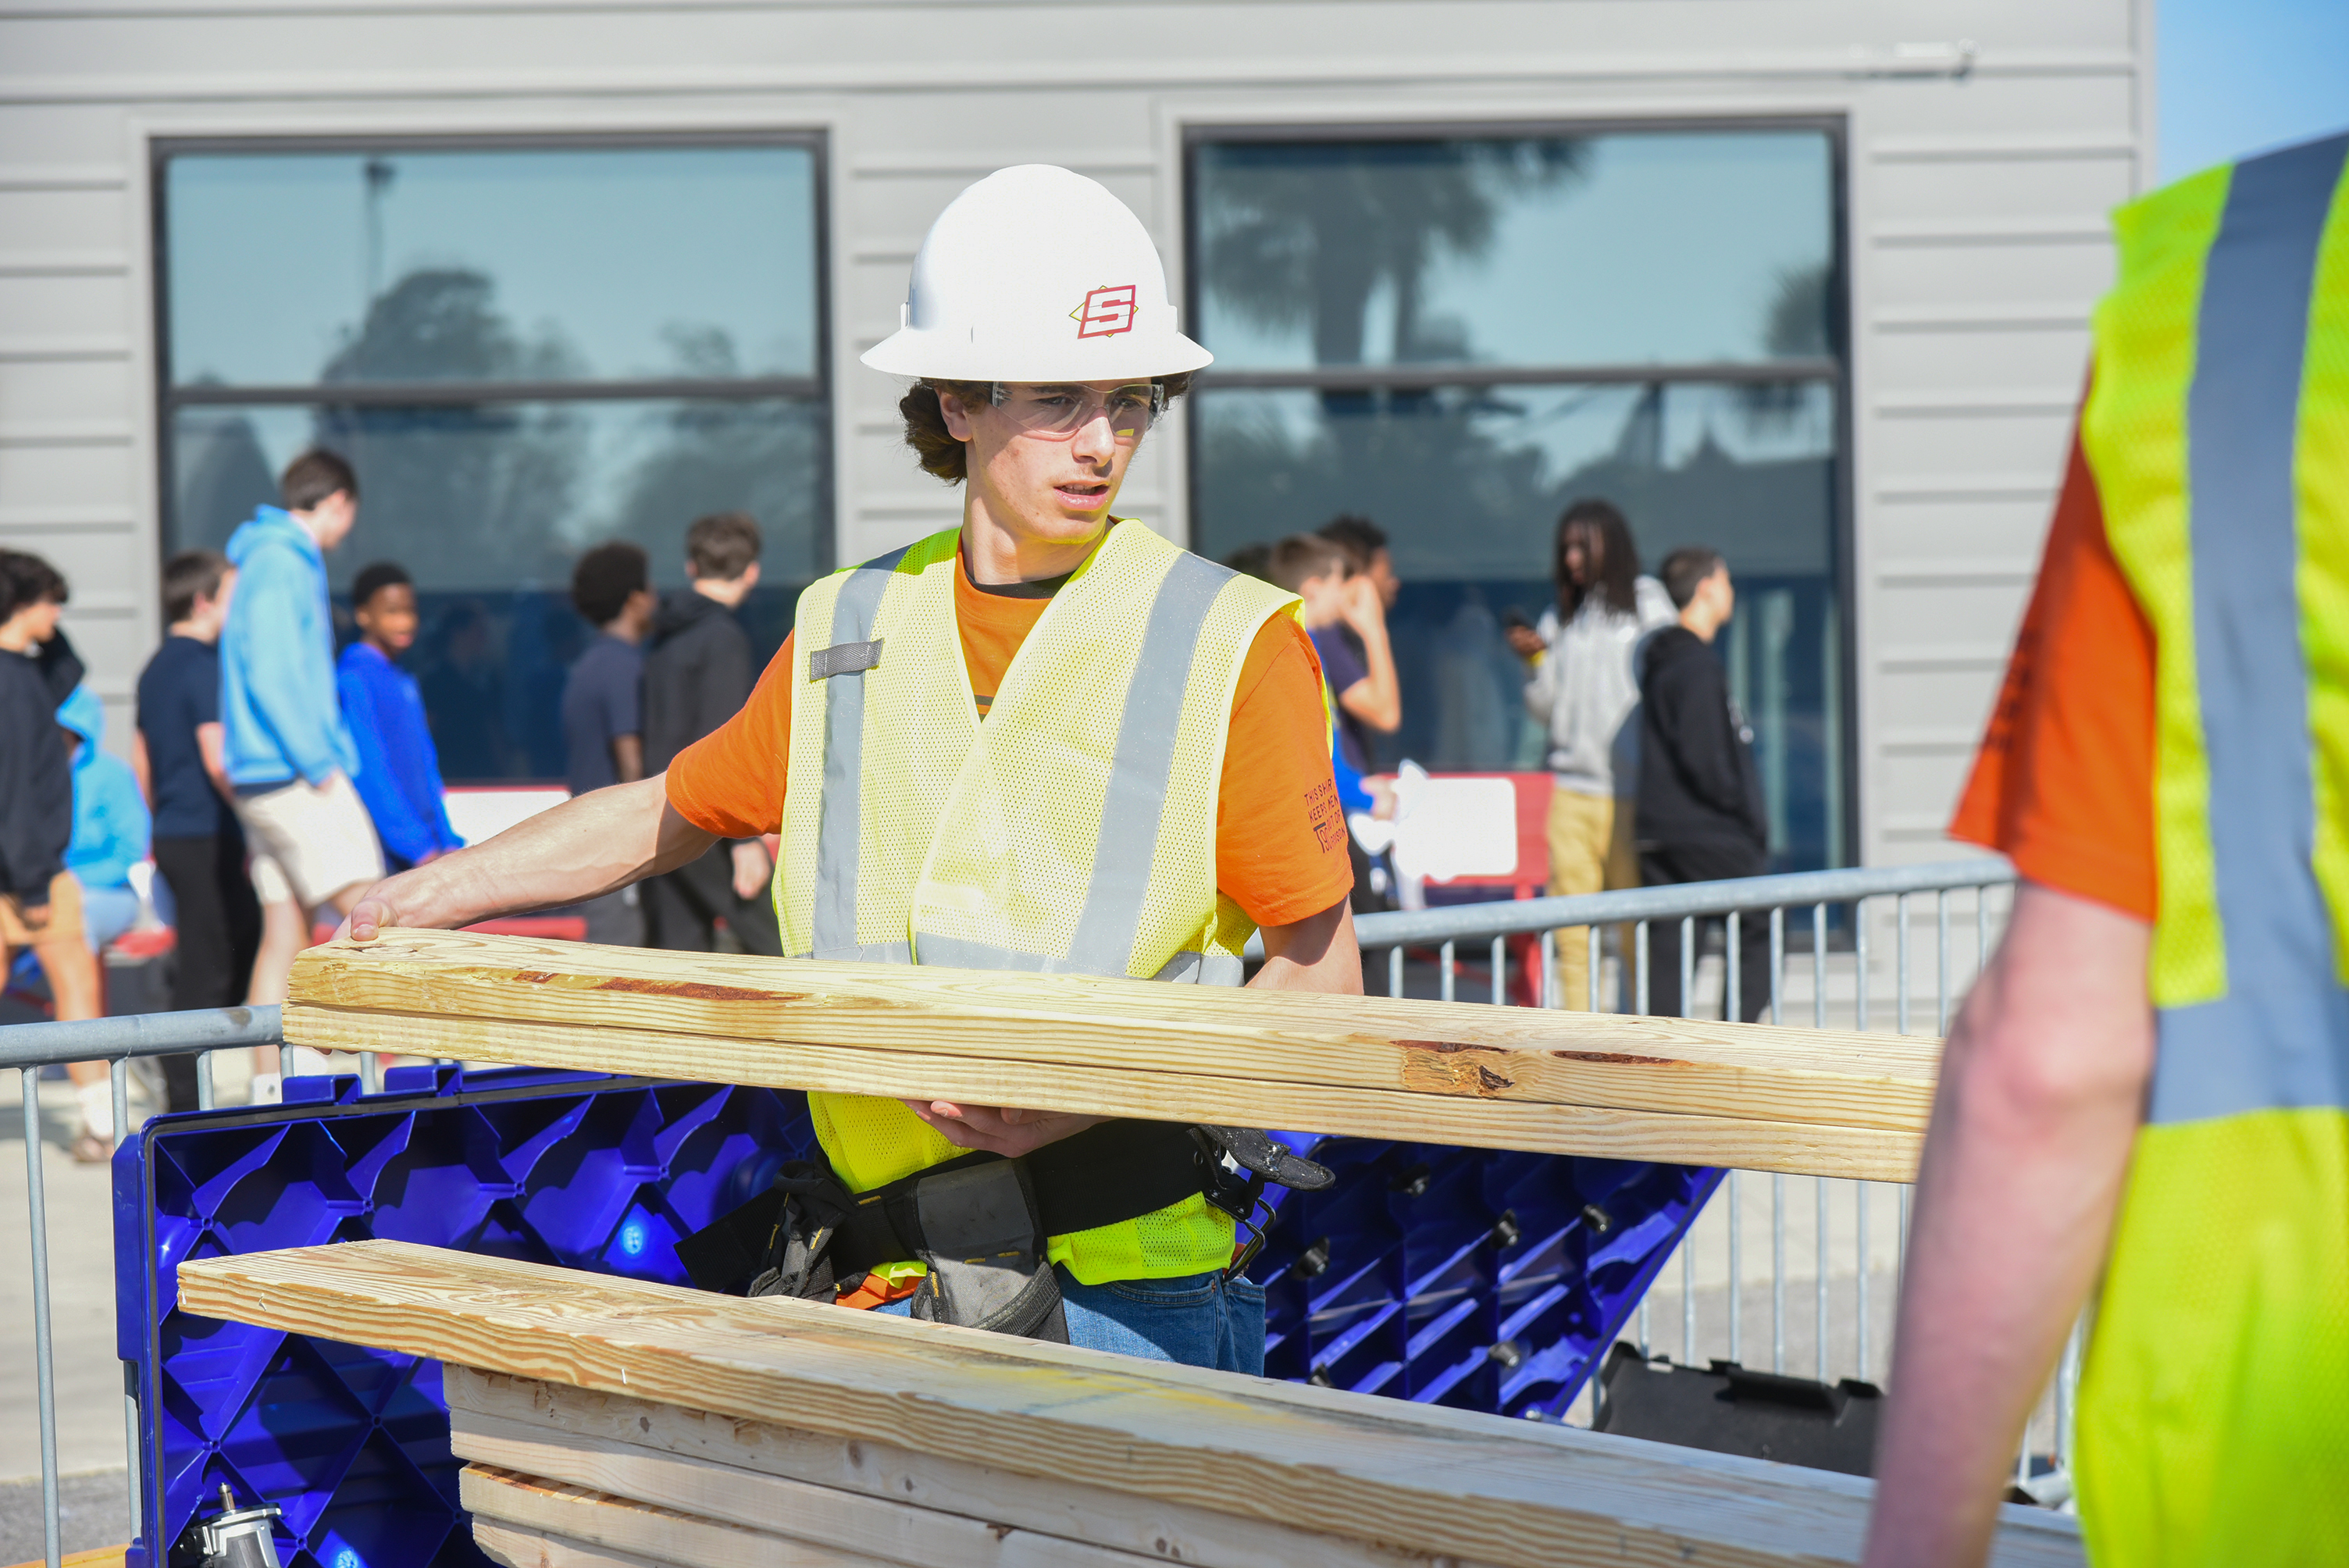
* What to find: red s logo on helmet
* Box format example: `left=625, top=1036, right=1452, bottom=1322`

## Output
left=1071, top=284, right=1139, bottom=339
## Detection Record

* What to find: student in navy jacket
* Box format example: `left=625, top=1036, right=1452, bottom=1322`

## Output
left=337, top=561, right=464, bottom=874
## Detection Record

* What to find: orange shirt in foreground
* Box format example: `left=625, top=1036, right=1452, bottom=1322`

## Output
left=1948, top=428, right=2158, bottom=921
left=667, top=542, right=1356, bottom=930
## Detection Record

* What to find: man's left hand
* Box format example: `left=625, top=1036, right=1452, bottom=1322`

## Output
left=904, top=1099, right=1103, bottom=1159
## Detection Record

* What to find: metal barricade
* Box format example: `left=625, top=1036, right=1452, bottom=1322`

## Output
left=2, top=1005, right=281, bottom=1568
left=1257, top=856, right=2057, bottom=1486
left=5, top=857, right=2042, bottom=1564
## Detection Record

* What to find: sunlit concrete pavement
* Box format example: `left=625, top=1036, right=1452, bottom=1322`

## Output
left=1, top=1070, right=152, bottom=1558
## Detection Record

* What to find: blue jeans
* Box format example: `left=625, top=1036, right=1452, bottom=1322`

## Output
left=878, top=1266, right=1265, bottom=1374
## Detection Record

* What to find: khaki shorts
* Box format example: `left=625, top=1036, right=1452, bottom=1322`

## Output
left=233, top=773, right=384, bottom=911
left=0, top=871, right=82, bottom=949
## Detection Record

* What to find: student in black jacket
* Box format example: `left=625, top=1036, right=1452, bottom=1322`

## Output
left=640, top=511, right=784, bottom=955
left=137, top=550, right=263, bottom=1110
left=1636, top=547, right=1772, bottom=1021
left=1, top=552, right=105, bottom=1123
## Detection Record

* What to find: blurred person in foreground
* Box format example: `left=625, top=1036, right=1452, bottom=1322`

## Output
left=563, top=540, right=656, bottom=946
left=0, top=551, right=107, bottom=1157
left=1864, top=130, right=2349, bottom=1565
left=640, top=511, right=782, bottom=955
left=1634, top=548, right=1769, bottom=1024
left=1506, top=499, right=1674, bottom=1009
left=135, top=548, right=259, bottom=1112
left=222, top=448, right=385, bottom=1099
left=338, top=561, right=464, bottom=874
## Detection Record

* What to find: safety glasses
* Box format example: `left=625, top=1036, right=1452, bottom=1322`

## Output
left=987, top=381, right=1166, bottom=441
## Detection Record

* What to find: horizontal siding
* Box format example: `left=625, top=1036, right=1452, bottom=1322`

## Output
left=0, top=0, right=2146, bottom=870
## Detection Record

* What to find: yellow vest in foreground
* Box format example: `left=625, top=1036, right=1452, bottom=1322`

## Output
left=2074, top=131, right=2349, bottom=1564
left=775, top=520, right=1299, bottom=1283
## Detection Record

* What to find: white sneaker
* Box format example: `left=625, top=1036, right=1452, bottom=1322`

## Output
left=75, top=1080, right=115, bottom=1144
left=249, top=1072, right=283, bottom=1106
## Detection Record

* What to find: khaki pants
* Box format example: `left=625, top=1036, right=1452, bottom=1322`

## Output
left=1546, top=788, right=1639, bottom=1010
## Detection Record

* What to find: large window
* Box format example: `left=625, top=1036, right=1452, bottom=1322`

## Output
left=1188, top=127, right=1849, bottom=869
left=157, top=136, right=828, bottom=781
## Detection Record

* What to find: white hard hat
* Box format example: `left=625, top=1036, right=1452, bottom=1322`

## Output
left=861, top=165, right=1213, bottom=383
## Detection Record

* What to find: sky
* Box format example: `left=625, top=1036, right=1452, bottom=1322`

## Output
left=2160, top=0, right=2349, bottom=180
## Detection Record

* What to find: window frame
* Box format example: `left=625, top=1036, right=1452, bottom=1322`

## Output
left=1180, top=114, right=1858, bottom=867
left=149, top=126, right=836, bottom=576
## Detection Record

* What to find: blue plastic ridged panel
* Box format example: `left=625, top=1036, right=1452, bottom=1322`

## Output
left=117, top=1067, right=1716, bottom=1566
left=1257, top=1136, right=1722, bottom=1419
left=114, top=1064, right=818, bottom=1568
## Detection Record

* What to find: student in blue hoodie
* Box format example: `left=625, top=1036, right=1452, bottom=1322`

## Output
left=222, top=449, right=386, bottom=1098
left=338, top=561, right=464, bottom=874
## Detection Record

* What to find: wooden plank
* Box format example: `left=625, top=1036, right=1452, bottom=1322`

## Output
left=450, top=1375, right=1453, bottom=1568
left=453, top=1408, right=1165, bottom=1566
left=288, top=1005, right=1920, bottom=1181
left=286, top=930, right=1940, bottom=1179
left=179, top=1242, right=2082, bottom=1568
left=472, top=1516, right=678, bottom=1568
left=462, top=1466, right=898, bottom=1567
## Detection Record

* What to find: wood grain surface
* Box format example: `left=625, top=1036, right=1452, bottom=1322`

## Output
left=450, top=1373, right=1465, bottom=1568
left=471, top=1516, right=677, bottom=1568
left=454, top=1409, right=1161, bottom=1567
left=462, top=1466, right=896, bottom=1567
left=287, top=929, right=1939, bottom=1179
left=179, top=1243, right=2080, bottom=1568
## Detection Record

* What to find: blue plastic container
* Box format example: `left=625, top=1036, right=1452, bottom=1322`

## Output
left=116, top=1065, right=816, bottom=1568
left=120, top=1069, right=1715, bottom=1565
left=1254, top=1135, right=1722, bottom=1420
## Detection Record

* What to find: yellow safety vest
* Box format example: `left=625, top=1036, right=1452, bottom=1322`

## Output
left=773, top=519, right=1299, bottom=1283
left=2075, top=130, right=2349, bottom=1563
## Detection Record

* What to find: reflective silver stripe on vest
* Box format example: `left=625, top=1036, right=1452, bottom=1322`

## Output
left=904, top=551, right=1244, bottom=983
left=1060, top=552, right=1233, bottom=978
left=811, top=547, right=911, bottom=961
left=2151, top=130, right=2349, bottom=1125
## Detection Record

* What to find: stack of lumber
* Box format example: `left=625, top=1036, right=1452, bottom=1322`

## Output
left=178, top=1242, right=2078, bottom=1568
left=284, top=930, right=1941, bottom=1180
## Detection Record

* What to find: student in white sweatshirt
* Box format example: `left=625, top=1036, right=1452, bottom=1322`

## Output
left=1506, top=498, right=1675, bottom=1010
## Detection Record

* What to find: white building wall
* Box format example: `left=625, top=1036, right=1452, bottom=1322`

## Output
left=0, top=0, right=2151, bottom=868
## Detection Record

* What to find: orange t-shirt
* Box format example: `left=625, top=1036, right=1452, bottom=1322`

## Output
left=1948, top=425, right=2158, bottom=921
left=666, top=543, right=1356, bottom=930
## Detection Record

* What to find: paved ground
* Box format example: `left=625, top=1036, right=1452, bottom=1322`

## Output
left=0, top=1470, right=130, bottom=1563
left=0, top=1074, right=146, bottom=1490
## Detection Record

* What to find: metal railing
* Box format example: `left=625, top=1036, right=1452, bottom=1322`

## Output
left=4, top=1004, right=282, bottom=1568
left=4, top=856, right=2037, bottom=1565
left=1306, top=854, right=2064, bottom=1491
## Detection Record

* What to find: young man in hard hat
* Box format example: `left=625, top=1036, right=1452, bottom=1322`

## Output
left=341, top=165, right=1358, bottom=1372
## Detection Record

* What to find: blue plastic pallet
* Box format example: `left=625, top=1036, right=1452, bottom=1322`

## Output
left=1257, top=1135, right=1721, bottom=1419
left=120, top=1068, right=1714, bottom=1566
left=116, top=1064, right=817, bottom=1568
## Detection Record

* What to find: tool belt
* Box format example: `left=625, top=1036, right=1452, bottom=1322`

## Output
left=675, top=1121, right=1332, bottom=1343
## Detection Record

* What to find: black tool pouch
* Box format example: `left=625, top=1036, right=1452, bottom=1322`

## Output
left=674, top=1160, right=854, bottom=1301
left=904, top=1158, right=1069, bottom=1343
